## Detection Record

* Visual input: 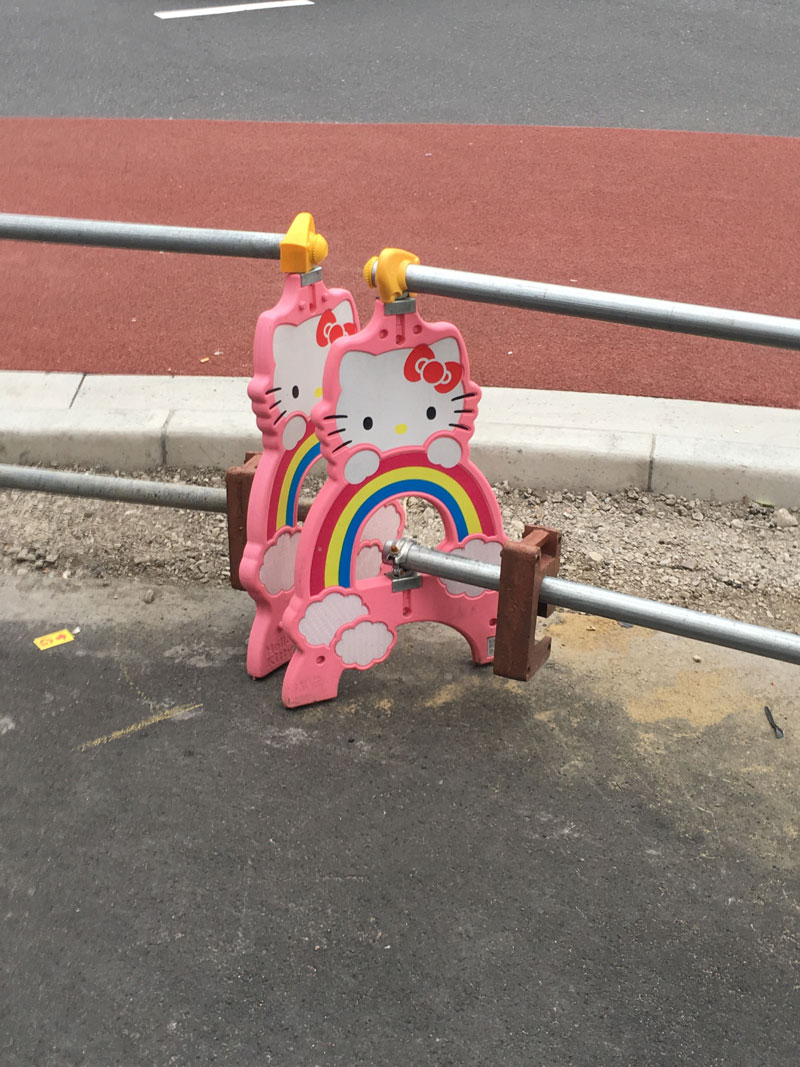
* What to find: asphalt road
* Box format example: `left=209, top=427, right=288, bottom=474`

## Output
left=3, top=0, right=800, bottom=134
left=2, top=574, right=799, bottom=1065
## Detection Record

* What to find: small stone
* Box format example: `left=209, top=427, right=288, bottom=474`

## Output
left=691, top=510, right=704, bottom=522
left=143, top=589, right=156, bottom=604
left=730, top=518, right=744, bottom=529
left=44, top=552, right=59, bottom=565
left=587, top=551, right=605, bottom=564
left=585, top=491, right=599, bottom=507
left=626, top=488, right=639, bottom=500
left=16, top=549, right=35, bottom=563
left=692, top=654, right=702, bottom=663
left=678, top=557, right=697, bottom=571
left=774, top=508, right=798, bottom=529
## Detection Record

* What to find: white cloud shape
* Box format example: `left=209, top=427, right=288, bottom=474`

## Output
left=335, top=620, right=394, bottom=667
left=440, top=538, right=503, bottom=598
left=259, top=530, right=300, bottom=595
left=355, top=544, right=383, bottom=579
left=298, top=592, right=368, bottom=647
left=361, top=502, right=404, bottom=544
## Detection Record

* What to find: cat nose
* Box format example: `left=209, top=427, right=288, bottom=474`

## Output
left=394, top=423, right=408, bottom=435
left=314, top=387, right=323, bottom=398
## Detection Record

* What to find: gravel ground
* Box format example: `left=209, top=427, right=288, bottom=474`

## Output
left=2, top=466, right=800, bottom=633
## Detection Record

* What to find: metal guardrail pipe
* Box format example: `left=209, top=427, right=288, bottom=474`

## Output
left=0, top=213, right=284, bottom=259
left=402, top=264, right=800, bottom=351
left=384, top=538, right=800, bottom=667
left=0, top=464, right=227, bottom=512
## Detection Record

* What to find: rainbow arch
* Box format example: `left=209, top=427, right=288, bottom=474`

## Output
left=268, top=429, right=321, bottom=533
left=309, top=450, right=501, bottom=593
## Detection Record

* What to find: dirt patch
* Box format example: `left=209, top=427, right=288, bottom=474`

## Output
left=3, top=468, right=800, bottom=633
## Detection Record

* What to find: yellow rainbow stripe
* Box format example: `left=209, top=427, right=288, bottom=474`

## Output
left=276, top=431, right=319, bottom=529
left=323, top=465, right=482, bottom=588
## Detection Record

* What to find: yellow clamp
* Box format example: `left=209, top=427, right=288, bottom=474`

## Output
left=363, top=247, right=420, bottom=304
left=280, top=212, right=329, bottom=274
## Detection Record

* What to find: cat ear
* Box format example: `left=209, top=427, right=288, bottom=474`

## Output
left=434, top=361, right=463, bottom=394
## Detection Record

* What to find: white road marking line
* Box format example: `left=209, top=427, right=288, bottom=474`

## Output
left=155, top=0, right=313, bottom=19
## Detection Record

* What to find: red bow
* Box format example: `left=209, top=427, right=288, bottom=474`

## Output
left=316, top=308, right=356, bottom=348
left=403, top=344, right=462, bottom=394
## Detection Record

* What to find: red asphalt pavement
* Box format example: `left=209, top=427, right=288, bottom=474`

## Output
left=2, top=118, right=799, bottom=407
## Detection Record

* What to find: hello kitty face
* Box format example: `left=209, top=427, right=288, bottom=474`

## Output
left=327, top=336, right=477, bottom=484
left=269, top=303, right=356, bottom=422
left=251, top=300, right=356, bottom=451
left=333, top=336, right=474, bottom=450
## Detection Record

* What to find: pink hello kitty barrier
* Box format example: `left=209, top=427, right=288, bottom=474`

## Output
left=241, top=224, right=506, bottom=708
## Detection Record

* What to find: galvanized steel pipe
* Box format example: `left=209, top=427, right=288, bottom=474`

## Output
left=400, top=264, right=800, bottom=351
left=0, top=213, right=284, bottom=259
left=384, top=538, right=800, bottom=667
left=0, top=464, right=227, bottom=512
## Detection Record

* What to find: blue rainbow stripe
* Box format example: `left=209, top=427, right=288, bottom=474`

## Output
left=337, top=478, right=468, bottom=587
left=281, top=439, right=321, bottom=528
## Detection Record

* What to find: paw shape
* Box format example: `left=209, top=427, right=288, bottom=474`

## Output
left=344, top=448, right=380, bottom=485
left=282, top=414, right=307, bottom=452
left=427, top=436, right=462, bottom=469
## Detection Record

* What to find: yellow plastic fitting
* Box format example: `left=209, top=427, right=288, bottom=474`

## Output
left=280, top=212, right=329, bottom=274
left=363, top=247, right=420, bottom=304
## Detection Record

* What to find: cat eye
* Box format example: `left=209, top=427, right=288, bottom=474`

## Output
left=426, top=406, right=436, bottom=420
left=362, top=416, right=373, bottom=430
left=291, top=385, right=300, bottom=399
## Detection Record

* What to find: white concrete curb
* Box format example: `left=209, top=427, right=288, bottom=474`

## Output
left=2, top=371, right=799, bottom=505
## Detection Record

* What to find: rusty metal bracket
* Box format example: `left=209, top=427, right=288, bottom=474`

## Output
left=225, top=453, right=313, bottom=590
left=225, top=453, right=261, bottom=590
left=493, top=525, right=562, bottom=681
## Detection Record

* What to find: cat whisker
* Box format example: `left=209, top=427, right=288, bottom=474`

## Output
left=453, top=408, right=474, bottom=415
left=274, top=409, right=287, bottom=425
left=331, top=439, right=352, bottom=453
left=268, top=399, right=282, bottom=410
left=450, top=392, right=477, bottom=402
left=323, top=413, right=347, bottom=420
left=324, top=427, right=346, bottom=436
left=448, top=423, right=470, bottom=431
left=264, top=386, right=282, bottom=395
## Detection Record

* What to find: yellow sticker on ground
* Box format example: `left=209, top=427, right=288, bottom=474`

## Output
left=33, top=629, right=75, bottom=651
